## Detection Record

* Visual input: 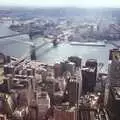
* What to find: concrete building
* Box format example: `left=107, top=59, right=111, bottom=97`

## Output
left=36, top=92, right=50, bottom=118
left=54, top=106, right=77, bottom=120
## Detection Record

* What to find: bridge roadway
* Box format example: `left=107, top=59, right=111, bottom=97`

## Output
left=12, top=37, right=53, bottom=61
left=0, top=33, right=27, bottom=39
left=35, top=38, right=52, bottom=50
left=110, top=24, right=120, bottom=34
left=110, top=41, right=120, bottom=48
left=0, top=29, right=44, bottom=39
left=0, top=30, right=55, bottom=61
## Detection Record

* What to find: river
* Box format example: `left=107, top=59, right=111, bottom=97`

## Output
left=0, top=23, right=115, bottom=72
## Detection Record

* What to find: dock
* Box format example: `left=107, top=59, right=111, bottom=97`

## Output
left=70, top=41, right=106, bottom=47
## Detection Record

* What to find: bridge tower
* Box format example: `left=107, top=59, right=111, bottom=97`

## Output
left=29, top=32, right=33, bottom=40
left=30, top=44, right=36, bottom=60
left=53, top=39, right=58, bottom=46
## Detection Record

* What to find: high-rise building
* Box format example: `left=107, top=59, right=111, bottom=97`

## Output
left=36, top=92, right=50, bottom=119
left=81, top=59, right=97, bottom=93
left=107, top=87, right=120, bottom=120
left=65, top=78, right=80, bottom=106
left=109, top=60, right=120, bottom=86
left=82, top=67, right=97, bottom=93
left=68, top=56, right=82, bottom=67
left=54, top=106, right=77, bottom=120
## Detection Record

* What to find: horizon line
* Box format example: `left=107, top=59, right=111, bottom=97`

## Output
left=1, top=5, right=120, bottom=9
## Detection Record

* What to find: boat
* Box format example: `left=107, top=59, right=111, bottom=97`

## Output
left=70, top=41, right=106, bottom=47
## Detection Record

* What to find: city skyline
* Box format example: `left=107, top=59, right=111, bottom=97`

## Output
left=1, top=0, right=120, bottom=8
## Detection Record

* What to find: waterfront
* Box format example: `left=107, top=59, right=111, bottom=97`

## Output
left=0, top=23, right=114, bottom=72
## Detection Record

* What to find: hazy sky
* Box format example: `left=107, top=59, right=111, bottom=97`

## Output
left=1, top=0, right=120, bottom=7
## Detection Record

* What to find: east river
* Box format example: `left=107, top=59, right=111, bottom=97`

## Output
left=0, top=23, right=115, bottom=72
